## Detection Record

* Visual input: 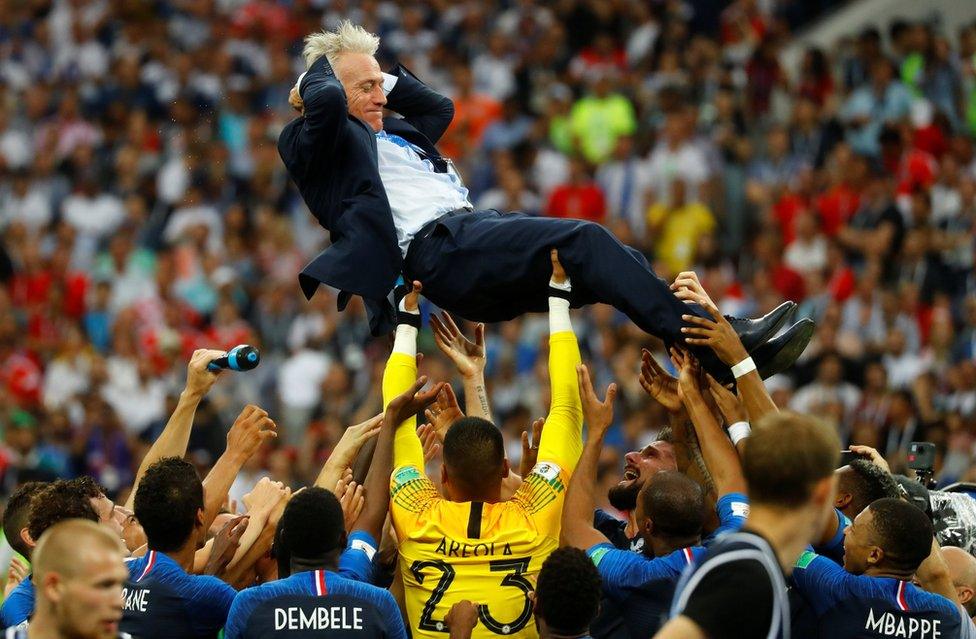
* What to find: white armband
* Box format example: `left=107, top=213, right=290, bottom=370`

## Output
left=731, top=356, right=756, bottom=379
left=728, top=421, right=751, bottom=446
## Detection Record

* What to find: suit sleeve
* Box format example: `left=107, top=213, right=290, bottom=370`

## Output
left=383, top=64, right=455, bottom=144
left=292, top=56, right=348, bottom=158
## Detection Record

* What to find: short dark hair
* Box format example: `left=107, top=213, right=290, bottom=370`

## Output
left=443, top=417, right=505, bottom=493
left=869, top=498, right=933, bottom=573
left=278, top=487, right=345, bottom=559
left=744, top=412, right=840, bottom=508
left=134, top=458, right=203, bottom=552
left=27, top=481, right=99, bottom=543
left=70, top=476, right=107, bottom=500
left=641, top=471, right=705, bottom=538
left=3, top=482, right=47, bottom=556
left=842, top=460, right=900, bottom=517
left=536, top=548, right=602, bottom=635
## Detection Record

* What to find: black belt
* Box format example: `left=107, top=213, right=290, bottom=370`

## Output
left=415, top=207, right=472, bottom=241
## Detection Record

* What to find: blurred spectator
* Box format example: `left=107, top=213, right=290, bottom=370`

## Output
left=545, top=156, right=606, bottom=222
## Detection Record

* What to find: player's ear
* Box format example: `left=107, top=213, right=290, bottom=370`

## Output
left=867, top=545, right=883, bottom=567
left=20, top=527, right=34, bottom=551
left=834, top=491, right=852, bottom=510
left=42, top=572, right=64, bottom=605
left=958, top=585, right=975, bottom=606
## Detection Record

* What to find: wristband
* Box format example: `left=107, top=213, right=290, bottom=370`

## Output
left=731, top=356, right=756, bottom=379
left=728, top=421, right=751, bottom=446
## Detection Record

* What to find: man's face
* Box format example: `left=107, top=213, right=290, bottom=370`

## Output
left=51, top=548, right=128, bottom=639
left=843, top=507, right=881, bottom=575
left=119, top=508, right=146, bottom=553
left=91, top=495, right=124, bottom=539
left=334, top=52, right=386, bottom=132
left=608, top=441, right=676, bottom=511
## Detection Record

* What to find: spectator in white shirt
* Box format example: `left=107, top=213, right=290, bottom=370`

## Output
left=882, top=327, right=931, bottom=390
left=783, top=210, right=828, bottom=274
left=791, top=351, right=862, bottom=423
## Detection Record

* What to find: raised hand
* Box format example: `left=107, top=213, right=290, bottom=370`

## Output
left=672, top=347, right=704, bottom=403
left=242, top=477, right=289, bottom=517
left=679, top=296, right=749, bottom=366
left=430, top=312, right=486, bottom=379
left=335, top=472, right=365, bottom=532
left=417, top=423, right=443, bottom=464
left=639, top=348, right=683, bottom=414
left=4, top=557, right=29, bottom=598
left=385, top=376, right=446, bottom=428
left=184, top=348, right=227, bottom=399
left=402, top=280, right=422, bottom=313
left=577, top=364, right=617, bottom=438
left=705, top=374, right=747, bottom=425
left=550, top=249, right=567, bottom=284
left=205, top=515, right=249, bottom=576
left=670, top=271, right=716, bottom=307
left=328, top=414, right=383, bottom=472
left=424, top=384, right=464, bottom=439
left=849, top=444, right=891, bottom=473
left=226, top=405, right=278, bottom=461
left=445, top=600, right=480, bottom=639
left=519, top=418, right=545, bottom=478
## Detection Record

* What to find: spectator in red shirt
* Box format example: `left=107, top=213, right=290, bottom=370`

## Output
left=545, top=156, right=607, bottom=223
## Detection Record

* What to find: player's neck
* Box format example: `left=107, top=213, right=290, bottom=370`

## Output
left=744, top=504, right=818, bottom=576
left=538, top=618, right=590, bottom=639
left=448, top=484, right=502, bottom=504
left=862, top=565, right=916, bottom=581
left=26, top=610, right=63, bottom=639
left=290, top=553, right=340, bottom=576
left=162, top=540, right=197, bottom=572
left=649, top=535, right=700, bottom=558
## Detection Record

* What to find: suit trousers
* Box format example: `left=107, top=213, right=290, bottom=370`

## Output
left=404, top=210, right=708, bottom=358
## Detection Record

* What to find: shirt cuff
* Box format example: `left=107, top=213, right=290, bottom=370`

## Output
left=382, top=72, right=399, bottom=96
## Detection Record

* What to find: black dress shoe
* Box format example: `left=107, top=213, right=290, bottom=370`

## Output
left=752, top=318, right=816, bottom=380
left=727, top=301, right=797, bottom=353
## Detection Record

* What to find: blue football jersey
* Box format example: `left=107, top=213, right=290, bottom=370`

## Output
left=224, top=569, right=407, bottom=639
left=791, top=550, right=976, bottom=639
left=120, top=550, right=236, bottom=639
left=588, top=543, right=704, bottom=638
left=0, top=578, right=33, bottom=628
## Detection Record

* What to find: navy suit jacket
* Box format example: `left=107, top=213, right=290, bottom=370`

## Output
left=278, top=57, right=454, bottom=335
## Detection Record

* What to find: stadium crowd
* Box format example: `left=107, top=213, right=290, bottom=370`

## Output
left=1, top=0, right=976, bottom=637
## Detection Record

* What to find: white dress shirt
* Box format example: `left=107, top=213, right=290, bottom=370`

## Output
left=375, top=130, right=471, bottom=256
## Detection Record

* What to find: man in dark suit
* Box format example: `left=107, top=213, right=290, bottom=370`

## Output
left=278, top=21, right=810, bottom=381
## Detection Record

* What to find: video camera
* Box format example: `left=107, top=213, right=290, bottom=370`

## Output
left=907, top=441, right=937, bottom=489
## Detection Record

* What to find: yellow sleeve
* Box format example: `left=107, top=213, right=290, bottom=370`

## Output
left=536, top=331, right=583, bottom=473
left=383, top=351, right=425, bottom=471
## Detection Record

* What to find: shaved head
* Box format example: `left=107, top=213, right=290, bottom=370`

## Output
left=943, top=546, right=976, bottom=617
left=33, top=519, right=126, bottom=582
left=33, top=519, right=128, bottom=639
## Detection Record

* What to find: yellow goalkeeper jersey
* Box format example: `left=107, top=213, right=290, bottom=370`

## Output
left=383, top=332, right=583, bottom=639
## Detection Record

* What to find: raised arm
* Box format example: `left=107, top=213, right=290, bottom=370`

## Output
left=537, top=250, right=584, bottom=471
left=315, top=414, right=383, bottom=492
left=674, top=349, right=747, bottom=497
left=125, top=349, right=225, bottom=511
left=385, top=282, right=428, bottom=471
left=430, top=312, right=491, bottom=422
left=201, top=405, right=277, bottom=532
left=679, top=296, right=777, bottom=423
left=383, top=64, right=455, bottom=143
left=286, top=56, right=349, bottom=155
left=561, top=365, right=617, bottom=550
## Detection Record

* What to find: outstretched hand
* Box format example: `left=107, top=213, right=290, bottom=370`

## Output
left=639, top=348, right=683, bottom=414
left=705, top=374, right=746, bottom=425
left=679, top=295, right=748, bottom=366
left=402, top=280, right=422, bottom=313
left=226, top=405, right=278, bottom=461
left=550, top=249, right=567, bottom=284
left=519, top=418, right=545, bottom=478
left=431, top=313, right=486, bottom=379
left=385, top=376, right=446, bottom=428
left=424, top=384, right=464, bottom=439
left=577, top=364, right=617, bottom=438
left=671, top=348, right=704, bottom=404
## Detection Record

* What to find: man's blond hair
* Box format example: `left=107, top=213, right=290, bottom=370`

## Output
left=303, top=21, right=380, bottom=70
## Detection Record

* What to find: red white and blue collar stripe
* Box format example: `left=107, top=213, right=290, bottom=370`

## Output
left=682, top=547, right=695, bottom=565
left=136, top=551, right=157, bottom=583
left=895, top=580, right=910, bottom=612
left=314, top=569, right=328, bottom=597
